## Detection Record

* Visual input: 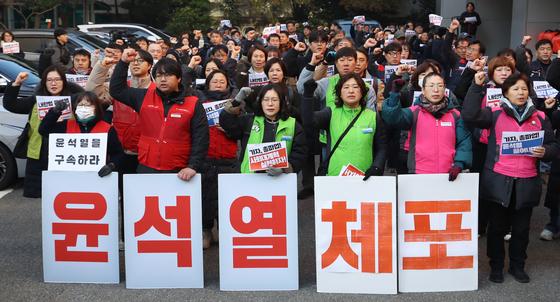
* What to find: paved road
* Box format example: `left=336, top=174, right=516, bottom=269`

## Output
left=1, top=180, right=559, bottom=302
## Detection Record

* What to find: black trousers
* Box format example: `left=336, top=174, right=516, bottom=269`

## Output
left=201, top=158, right=237, bottom=230
left=23, top=155, right=48, bottom=198
left=486, top=187, right=533, bottom=270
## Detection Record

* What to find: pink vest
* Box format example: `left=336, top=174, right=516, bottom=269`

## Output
left=492, top=108, right=545, bottom=178
left=410, top=105, right=459, bottom=174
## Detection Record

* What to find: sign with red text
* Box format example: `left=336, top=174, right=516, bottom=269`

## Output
left=42, top=171, right=119, bottom=283
left=339, top=164, right=365, bottom=177
left=486, top=88, right=503, bottom=108
left=123, top=174, right=203, bottom=289
left=36, top=96, right=73, bottom=121
left=315, top=176, right=397, bottom=294
left=2, top=41, right=20, bottom=54
left=218, top=173, right=298, bottom=291
left=398, top=173, right=478, bottom=292
left=66, top=74, right=89, bottom=88
left=247, top=141, right=289, bottom=171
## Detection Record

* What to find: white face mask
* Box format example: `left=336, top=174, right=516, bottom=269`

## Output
left=75, top=106, right=95, bottom=121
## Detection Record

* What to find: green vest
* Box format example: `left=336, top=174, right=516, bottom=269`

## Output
left=240, top=116, right=296, bottom=173
left=27, top=104, right=42, bottom=160
left=320, top=75, right=341, bottom=144
left=327, top=106, right=376, bottom=176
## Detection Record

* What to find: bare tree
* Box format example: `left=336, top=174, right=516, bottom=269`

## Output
left=12, top=0, right=63, bottom=28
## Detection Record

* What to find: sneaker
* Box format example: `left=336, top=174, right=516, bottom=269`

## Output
left=297, top=187, right=314, bottom=199
left=504, top=232, right=511, bottom=241
left=539, top=228, right=559, bottom=241
left=508, top=267, right=530, bottom=283
left=203, top=230, right=212, bottom=249
left=489, top=268, right=504, bottom=283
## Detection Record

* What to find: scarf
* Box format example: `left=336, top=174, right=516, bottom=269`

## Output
left=420, top=95, right=449, bottom=118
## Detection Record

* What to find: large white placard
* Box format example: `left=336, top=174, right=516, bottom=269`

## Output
left=315, top=176, right=397, bottom=294
left=123, top=174, right=203, bottom=289
left=48, top=133, right=108, bottom=172
left=42, top=171, right=119, bottom=283
left=398, top=173, right=478, bottom=292
left=218, top=173, right=298, bottom=291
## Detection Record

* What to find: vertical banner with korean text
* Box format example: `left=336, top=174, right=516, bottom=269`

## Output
left=218, top=173, right=298, bottom=291
left=398, top=173, right=478, bottom=292
left=42, top=171, right=119, bottom=283
left=123, top=174, right=203, bottom=289
left=315, top=176, right=397, bottom=294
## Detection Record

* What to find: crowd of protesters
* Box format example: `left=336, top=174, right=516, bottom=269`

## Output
left=2, top=1, right=560, bottom=284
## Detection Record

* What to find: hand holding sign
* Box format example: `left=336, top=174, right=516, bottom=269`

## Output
left=531, top=146, right=545, bottom=158
left=13, top=72, right=28, bottom=86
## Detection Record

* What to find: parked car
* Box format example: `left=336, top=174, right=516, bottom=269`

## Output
left=0, top=54, right=40, bottom=189
left=78, top=23, right=173, bottom=43
left=11, top=29, right=108, bottom=66
left=336, top=19, right=381, bottom=38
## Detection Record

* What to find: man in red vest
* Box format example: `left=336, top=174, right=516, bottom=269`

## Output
left=109, top=48, right=209, bottom=181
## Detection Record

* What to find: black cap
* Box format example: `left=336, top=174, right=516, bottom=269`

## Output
left=54, top=28, right=67, bottom=38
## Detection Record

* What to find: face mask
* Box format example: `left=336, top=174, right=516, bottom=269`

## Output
left=75, top=106, right=95, bottom=122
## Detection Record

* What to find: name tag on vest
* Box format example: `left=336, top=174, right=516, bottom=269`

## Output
left=362, top=128, right=373, bottom=134
left=440, top=121, right=452, bottom=127
left=170, top=113, right=182, bottom=118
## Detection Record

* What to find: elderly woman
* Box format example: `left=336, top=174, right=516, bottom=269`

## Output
left=463, top=72, right=559, bottom=284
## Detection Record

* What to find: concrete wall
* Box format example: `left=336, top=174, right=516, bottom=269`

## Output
left=520, top=0, right=560, bottom=50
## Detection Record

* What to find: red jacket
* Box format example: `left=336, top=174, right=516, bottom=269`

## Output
left=67, top=119, right=111, bottom=133
left=137, top=84, right=198, bottom=171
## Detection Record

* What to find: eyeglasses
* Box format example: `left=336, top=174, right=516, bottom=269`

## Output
left=46, top=78, right=62, bottom=83
left=132, top=58, right=146, bottom=64
left=386, top=51, right=401, bottom=57
left=262, top=97, right=280, bottom=104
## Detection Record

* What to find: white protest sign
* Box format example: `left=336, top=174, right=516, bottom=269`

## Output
left=501, top=131, right=544, bottom=156
left=203, top=100, right=228, bottom=126
left=486, top=88, right=503, bottom=108
left=195, top=78, right=206, bottom=86
left=124, top=174, right=203, bottom=289
left=262, top=27, right=278, bottom=39
left=66, top=74, right=89, bottom=88
left=315, top=176, right=397, bottom=294
left=405, top=30, right=416, bottom=38
left=429, top=14, right=443, bottom=26
left=247, top=141, right=289, bottom=171
left=327, top=65, right=336, bottom=77
left=219, top=173, right=298, bottom=291
left=1, top=41, right=20, bottom=54
left=339, top=164, right=365, bottom=177
left=48, top=133, right=107, bottom=172
left=386, top=34, right=395, bottom=44
left=533, top=81, right=559, bottom=98
left=401, top=59, right=417, bottom=67
left=36, top=96, right=73, bottom=121
left=384, top=65, right=399, bottom=83
left=464, top=16, right=477, bottom=23
left=42, top=171, right=119, bottom=283
left=248, top=72, right=269, bottom=88
left=398, top=173, right=478, bottom=292
left=280, top=24, right=287, bottom=31
left=288, top=34, right=299, bottom=42
left=353, top=16, right=366, bottom=24
left=220, top=20, right=232, bottom=28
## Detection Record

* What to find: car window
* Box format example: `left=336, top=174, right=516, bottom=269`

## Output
left=77, top=34, right=107, bottom=49
left=0, top=58, right=40, bottom=84
left=16, top=36, right=51, bottom=53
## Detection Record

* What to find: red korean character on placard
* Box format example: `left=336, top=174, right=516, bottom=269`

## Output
left=229, top=195, right=287, bottom=268
left=52, top=192, right=109, bottom=262
left=402, top=200, right=473, bottom=270
left=134, top=196, right=192, bottom=267
left=321, top=201, right=393, bottom=273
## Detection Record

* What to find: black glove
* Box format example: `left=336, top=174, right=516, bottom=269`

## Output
left=392, top=78, right=406, bottom=93
left=303, top=80, right=318, bottom=98
left=53, top=100, right=68, bottom=114
left=363, top=166, right=383, bottom=181
left=98, top=162, right=116, bottom=178
left=448, top=165, right=462, bottom=181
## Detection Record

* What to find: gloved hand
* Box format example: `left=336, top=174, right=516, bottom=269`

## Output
left=53, top=100, right=68, bottom=114
left=266, top=166, right=283, bottom=177
left=391, top=78, right=406, bottom=93
left=303, top=80, right=318, bottom=98
left=448, top=165, right=462, bottom=181
left=235, top=87, right=253, bottom=103
left=363, top=166, right=382, bottom=181
left=224, top=99, right=244, bottom=115
left=98, top=162, right=116, bottom=177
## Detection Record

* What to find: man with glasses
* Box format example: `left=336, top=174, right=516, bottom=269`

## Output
left=110, top=48, right=208, bottom=180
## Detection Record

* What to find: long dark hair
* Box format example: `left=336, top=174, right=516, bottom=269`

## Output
left=36, top=65, right=72, bottom=96
left=254, top=83, right=290, bottom=120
